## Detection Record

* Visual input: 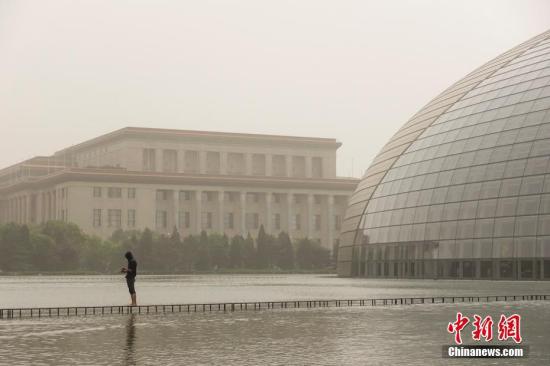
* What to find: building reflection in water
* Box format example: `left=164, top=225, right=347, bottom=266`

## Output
left=124, top=314, right=136, bottom=366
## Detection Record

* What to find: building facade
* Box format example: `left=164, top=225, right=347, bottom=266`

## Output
left=338, top=29, right=550, bottom=279
left=0, top=127, right=358, bottom=250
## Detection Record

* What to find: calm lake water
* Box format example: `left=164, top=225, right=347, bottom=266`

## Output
left=1, top=275, right=550, bottom=365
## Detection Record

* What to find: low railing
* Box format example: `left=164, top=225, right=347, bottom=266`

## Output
left=1, top=294, right=548, bottom=319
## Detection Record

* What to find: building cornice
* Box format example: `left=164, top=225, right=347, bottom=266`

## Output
left=55, top=127, right=343, bottom=155
left=0, top=168, right=359, bottom=194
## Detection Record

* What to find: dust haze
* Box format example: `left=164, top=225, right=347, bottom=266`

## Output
left=1, top=0, right=549, bottom=176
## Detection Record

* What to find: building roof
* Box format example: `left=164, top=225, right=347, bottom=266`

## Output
left=55, top=126, right=343, bottom=155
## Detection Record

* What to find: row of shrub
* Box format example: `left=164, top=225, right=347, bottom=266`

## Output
left=0, top=221, right=337, bottom=274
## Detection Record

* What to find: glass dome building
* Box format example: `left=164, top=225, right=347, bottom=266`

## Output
left=337, top=30, right=550, bottom=280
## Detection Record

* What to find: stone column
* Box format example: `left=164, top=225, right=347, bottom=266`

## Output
left=13, top=197, right=18, bottom=223
left=26, top=194, right=32, bottom=224
left=195, top=190, right=203, bottom=234
left=220, top=152, right=227, bottom=175
left=177, top=150, right=185, bottom=173
left=22, top=196, right=26, bottom=223
left=41, top=192, right=46, bottom=223
left=287, top=193, right=293, bottom=234
left=173, top=190, right=179, bottom=231
left=285, top=155, right=292, bottom=177
left=54, top=190, right=58, bottom=220
left=265, top=154, right=272, bottom=177
left=218, top=191, right=224, bottom=233
left=240, top=191, right=246, bottom=236
left=152, top=189, right=157, bottom=229
left=199, top=151, right=207, bottom=174
left=307, top=194, right=314, bottom=238
left=34, top=192, right=41, bottom=224
left=327, top=195, right=335, bottom=251
left=245, top=153, right=253, bottom=175
left=305, top=156, right=312, bottom=178
left=39, top=193, right=42, bottom=223
left=155, top=149, right=163, bottom=172
left=265, top=192, right=272, bottom=234
left=19, top=196, right=24, bottom=223
left=16, top=197, right=20, bottom=223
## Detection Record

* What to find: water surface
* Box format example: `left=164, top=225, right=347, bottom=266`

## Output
left=1, top=275, right=549, bottom=365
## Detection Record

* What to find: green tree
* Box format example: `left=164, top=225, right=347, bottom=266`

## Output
left=0, top=223, right=32, bottom=271
left=40, top=221, right=84, bottom=270
left=135, top=228, right=153, bottom=271
left=81, top=236, right=111, bottom=272
left=276, top=231, right=294, bottom=270
left=209, top=233, right=229, bottom=270
left=242, top=233, right=256, bottom=268
left=296, top=238, right=330, bottom=269
left=195, top=231, right=211, bottom=270
left=30, top=232, right=59, bottom=271
left=182, top=234, right=198, bottom=272
left=229, top=235, right=244, bottom=268
left=256, top=225, right=271, bottom=268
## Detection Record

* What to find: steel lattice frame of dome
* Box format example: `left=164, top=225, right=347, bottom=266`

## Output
left=337, top=30, right=550, bottom=280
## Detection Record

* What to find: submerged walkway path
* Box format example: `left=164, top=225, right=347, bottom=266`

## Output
left=1, top=294, right=549, bottom=319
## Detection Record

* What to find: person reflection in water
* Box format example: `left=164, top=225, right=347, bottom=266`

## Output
left=124, top=314, right=136, bottom=366
left=121, top=251, right=138, bottom=306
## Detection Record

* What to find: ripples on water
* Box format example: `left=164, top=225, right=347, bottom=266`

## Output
left=1, top=275, right=549, bottom=365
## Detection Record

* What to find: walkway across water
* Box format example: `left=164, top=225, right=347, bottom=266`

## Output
left=1, top=294, right=549, bottom=319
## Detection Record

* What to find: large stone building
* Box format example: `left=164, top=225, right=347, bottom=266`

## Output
left=338, top=29, right=550, bottom=279
left=0, top=127, right=358, bottom=250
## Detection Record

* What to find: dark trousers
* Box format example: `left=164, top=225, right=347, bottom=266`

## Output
left=126, top=277, right=136, bottom=294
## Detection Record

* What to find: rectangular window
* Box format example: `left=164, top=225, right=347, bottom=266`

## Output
left=252, top=154, right=266, bottom=175
left=335, top=215, right=342, bottom=230
left=246, top=212, right=259, bottom=230
left=293, top=214, right=301, bottom=231
left=273, top=193, right=281, bottom=204
left=108, top=187, right=122, bottom=198
left=156, top=190, right=169, bottom=201
left=292, top=156, right=306, bottom=177
left=206, top=151, right=221, bottom=174
left=224, top=192, right=235, bottom=202
left=227, top=153, right=245, bottom=175
left=127, top=188, right=136, bottom=199
left=93, top=187, right=102, bottom=198
left=272, top=155, right=286, bottom=176
left=179, top=190, right=191, bottom=201
left=93, top=209, right=101, bottom=227
left=108, top=209, right=122, bottom=227
left=201, top=192, right=214, bottom=202
left=184, top=151, right=199, bottom=173
left=178, top=211, right=191, bottom=229
left=312, top=157, right=323, bottom=178
left=224, top=212, right=234, bottom=229
left=143, top=148, right=156, bottom=171
left=156, top=210, right=167, bottom=228
left=273, top=213, right=281, bottom=230
left=201, top=211, right=213, bottom=229
left=247, top=192, right=259, bottom=203
left=314, top=195, right=322, bottom=205
left=127, top=209, right=136, bottom=228
left=162, top=149, right=178, bottom=172
left=315, top=214, right=321, bottom=231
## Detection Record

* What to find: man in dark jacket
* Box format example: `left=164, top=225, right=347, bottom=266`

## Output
left=121, top=251, right=138, bottom=306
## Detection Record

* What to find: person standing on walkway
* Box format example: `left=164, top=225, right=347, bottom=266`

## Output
left=121, top=251, right=138, bottom=306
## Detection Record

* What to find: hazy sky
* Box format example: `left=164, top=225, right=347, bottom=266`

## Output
left=1, top=0, right=549, bottom=177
